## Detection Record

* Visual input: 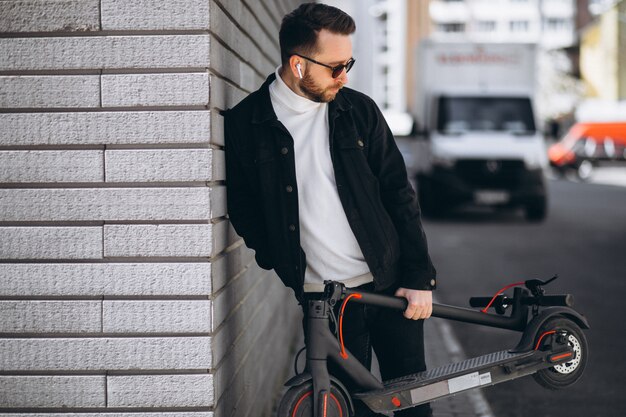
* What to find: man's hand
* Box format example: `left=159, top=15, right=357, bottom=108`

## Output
left=395, top=288, right=432, bottom=320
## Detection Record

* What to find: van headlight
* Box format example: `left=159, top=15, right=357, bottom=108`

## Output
left=524, top=153, right=548, bottom=169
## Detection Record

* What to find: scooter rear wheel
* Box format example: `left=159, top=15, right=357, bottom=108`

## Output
left=277, top=382, right=350, bottom=417
left=533, top=316, right=588, bottom=390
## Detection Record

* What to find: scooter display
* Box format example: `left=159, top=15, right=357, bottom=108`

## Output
left=277, top=276, right=589, bottom=417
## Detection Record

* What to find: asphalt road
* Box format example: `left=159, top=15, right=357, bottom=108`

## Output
left=421, top=177, right=626, bottom=417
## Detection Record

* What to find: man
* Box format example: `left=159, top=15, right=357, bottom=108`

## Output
left=224, top=3, right=437, bottom=416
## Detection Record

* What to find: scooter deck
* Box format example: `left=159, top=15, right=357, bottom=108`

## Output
left=353, top=349, right=543, bottom=412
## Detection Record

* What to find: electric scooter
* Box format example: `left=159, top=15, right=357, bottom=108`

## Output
left=277, top=276, right=589, bottom=416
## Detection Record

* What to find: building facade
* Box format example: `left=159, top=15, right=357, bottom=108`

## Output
left=580, top=0, right=626, bottom=100
left=0, top=1, right=303, bottom=416
left=429, top=0, right=577, bottom=49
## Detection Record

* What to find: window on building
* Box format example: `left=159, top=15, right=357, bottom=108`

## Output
left=437, top=22, right=466, bottom=33
left=509, top=20, right=529, bottom=32
left=477, top=20, right=496, bottom=32
left=544, top=18, right=570, bottom=31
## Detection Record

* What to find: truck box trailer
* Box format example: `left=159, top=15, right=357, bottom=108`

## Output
left=412, top=41, right=548, bottom=221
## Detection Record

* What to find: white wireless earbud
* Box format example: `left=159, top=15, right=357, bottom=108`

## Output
left=296, top=63, right=303, bottom=79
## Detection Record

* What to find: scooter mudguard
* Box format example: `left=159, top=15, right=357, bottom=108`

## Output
left=511, top=307, right=590, bottom=353
left=284, top=372, right=355, bottom=416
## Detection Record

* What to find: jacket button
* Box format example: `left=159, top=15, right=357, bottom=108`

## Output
left=285, top=185, right=293, bottom=193
left=430, top=279, right=436, bottom=287
left=281, top=147, right=289, bottom=155
left=289, top=224, right=296, bottom=232
left=357, top=140, right=364, bottom=147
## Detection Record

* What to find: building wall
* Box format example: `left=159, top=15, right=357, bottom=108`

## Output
left=579, top=1, right=620, bottom=99
left=0, top=1, right=302, bottom=416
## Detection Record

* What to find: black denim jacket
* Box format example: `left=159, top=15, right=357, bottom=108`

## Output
left=224, top=74, right=436, bottom=299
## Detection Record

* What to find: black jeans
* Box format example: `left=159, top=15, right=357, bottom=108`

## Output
left=303, top=283, right=432, bottom=417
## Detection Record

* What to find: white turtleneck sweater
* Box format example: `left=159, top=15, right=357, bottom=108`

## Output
left=269, top=68, right=372, bottom=292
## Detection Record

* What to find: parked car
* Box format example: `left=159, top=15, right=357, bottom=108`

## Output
left=548, top=122, right=626, bottom=180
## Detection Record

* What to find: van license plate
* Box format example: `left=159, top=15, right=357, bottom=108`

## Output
left=474, top=191, right=510, bottom=205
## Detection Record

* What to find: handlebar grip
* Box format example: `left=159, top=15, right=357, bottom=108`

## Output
left=529, top=294, right=574, bottom=307
left=469, top=296, right=506, bottom=308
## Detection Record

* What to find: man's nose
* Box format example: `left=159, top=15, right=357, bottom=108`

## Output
left=338, top=70, right=348, bottom=84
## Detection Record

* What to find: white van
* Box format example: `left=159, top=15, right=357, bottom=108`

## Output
left=412, top=41, right=548, bottom=221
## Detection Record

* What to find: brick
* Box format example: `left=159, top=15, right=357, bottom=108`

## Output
left=211, top=262, right=267, bottom=333
left=212, top=111, right=225, bottom=147
left=0, top=111, right=210, bottom=146
left=104, top=221, right=228, bottom=258
left=238, top=307, right=298, bottom=417
left=0, top=301, right=101, bottom=333
left=216, top=0, right=281, bottom=62
left=0, top=337, right=212, bottom=371
left=208, top=75, right=247, bottom=111
left=0, top=188, right=221, bottom=222
left=103, top=300, right=211, bottom=333
left=102, top=0, right=210, bottom=31
left=0, top=0, right=100, bottom=33
left=209, top=40, right=261, bottom=93
left=209, top=3, right=275, bottom=76
left=0, top=263, right=212, bottom=296
left=0, top=150, right=103, bottom=183
left=107, top=374, right=214, bottom=407
left=0, top=35, right=210, bottom=71
left=0, top=227, right=102, bottom=260
left=0, top=376, right=105, bottom=408
left=240, top=1, right=279, bottom=50
left=101, top=73, right=209, bottom=107
left=0, top=75, right=100, bottom=108
left=211, top=268, right=281, bottom=365
left=213, top=242, right=255, bottom=294
left=213, top=285, right=299, bottom=414
left=105, top=149, right=222, bottom=183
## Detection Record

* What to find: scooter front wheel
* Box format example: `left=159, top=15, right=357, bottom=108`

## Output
left=277, top=382, right=350, bottom=417
left=533, top=316, right=588, bottom=390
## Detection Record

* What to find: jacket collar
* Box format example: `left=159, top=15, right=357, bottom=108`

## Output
left=251, top=73, right=352, bottom=125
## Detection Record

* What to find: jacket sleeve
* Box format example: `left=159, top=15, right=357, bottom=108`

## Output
left=367, top=102, right=437, bottom=291
left=224, top=111, right=273, bottom=270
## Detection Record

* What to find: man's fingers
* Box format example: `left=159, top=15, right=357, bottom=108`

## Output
left=404, top=303, right=417, bottom=319
left=396, top=287, right=433, bottom=320
left=405, top=302, right=431, bottom=320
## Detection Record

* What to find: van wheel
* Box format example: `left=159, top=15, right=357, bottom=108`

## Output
left=576, top=160, right=593, bottom=181
left=524, top=198, right=547, bottom=222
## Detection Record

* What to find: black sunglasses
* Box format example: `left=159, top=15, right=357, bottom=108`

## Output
left=294, top=54, right=356, bottom=78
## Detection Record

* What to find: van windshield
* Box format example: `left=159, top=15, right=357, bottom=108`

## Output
left=437, top=96, right=536, bottom=134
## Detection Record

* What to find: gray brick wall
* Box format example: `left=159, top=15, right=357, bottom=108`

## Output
left=0, top=1, right=304, bottom=416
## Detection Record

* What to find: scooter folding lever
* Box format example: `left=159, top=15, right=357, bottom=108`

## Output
left=323, top=280, right=346, bottom=307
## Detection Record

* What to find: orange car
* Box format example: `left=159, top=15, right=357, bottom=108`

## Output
left=548, top=122, right=626, bottom=179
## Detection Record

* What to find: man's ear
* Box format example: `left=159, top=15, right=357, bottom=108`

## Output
left=289, top=55, right=302, bottom=79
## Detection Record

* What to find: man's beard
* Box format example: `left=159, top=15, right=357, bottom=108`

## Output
left=299, top=71, right=343, bottom=103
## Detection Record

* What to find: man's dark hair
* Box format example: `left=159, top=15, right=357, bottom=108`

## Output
left=279, top=3, right=356, bottom=65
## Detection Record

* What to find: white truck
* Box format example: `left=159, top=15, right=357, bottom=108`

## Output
left=412, top=41, right=548, bottom=221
